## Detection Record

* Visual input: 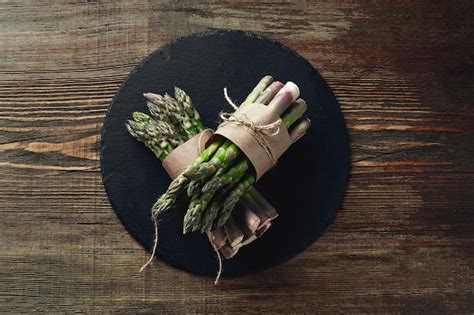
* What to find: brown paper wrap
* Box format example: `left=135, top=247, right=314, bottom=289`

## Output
left=162, top=129, right=213, bottom=179
left=213, top=103, right=291, bottom=180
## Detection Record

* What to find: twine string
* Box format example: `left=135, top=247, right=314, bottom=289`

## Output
left=210, top=240, right=223, bottom=285
left=223, top=87, right=239, bottom=110
left=139, top=216, right=159, bottom=272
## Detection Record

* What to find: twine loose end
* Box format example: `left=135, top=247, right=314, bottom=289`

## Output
left=211, top=241, right=223, bottom=285
left=139, top=216, right=159, bottom=272
left=223, top=87, right=239, bottom=110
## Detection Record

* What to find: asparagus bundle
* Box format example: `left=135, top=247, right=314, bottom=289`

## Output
left=132, top=76, right=311, bottom=261
left=126, top=79, right=297, bottom=263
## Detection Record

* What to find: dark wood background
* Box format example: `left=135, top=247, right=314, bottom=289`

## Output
left=0, top=1, right=472, bottom=313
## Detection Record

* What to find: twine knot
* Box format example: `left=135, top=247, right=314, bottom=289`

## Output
left=220, top=88, right=283, bottom=166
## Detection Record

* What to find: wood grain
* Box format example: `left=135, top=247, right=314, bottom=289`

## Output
left=0, top=0, right=472, bottom=313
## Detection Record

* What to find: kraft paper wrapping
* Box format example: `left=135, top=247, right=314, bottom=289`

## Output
left=214, top=103, right=291, bottom=180
left=162, top=129, right=213, bottom=179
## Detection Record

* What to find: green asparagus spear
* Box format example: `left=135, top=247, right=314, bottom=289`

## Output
left=132, top=111, right=152, bottom=123
left=175, top=87, right=205, bottom=131
left=146, top=101, right=171, bottom=124
left=125, top=119, right=173, bottom=160
left=163, top=93, right=199, bottom=137
left=205, top=118, right=312, bottom=232
left=183, top=140, right=239, bottom=179
left=198, top=97, right=307, bottom=195
left=199, top=184, right=235, bottom=233
left=183, top=85, right=281, bottom=180
left=144, top=93, right=187, bottom=138
left=126, top=121, right=167, bottom=160
left=145, top=119, right=183, bottom=148
left=201, top=158, right=249, bottom=193
left=134, top=110, right=183, bottom=148
left=241, top=75, right=274, bottom=107
left=215, top=174, right=256, bottom=228
left=281, top=99, right=308, bottom=128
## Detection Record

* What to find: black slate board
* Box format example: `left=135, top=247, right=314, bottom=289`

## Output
left=100, top=29, right=350, bottom=277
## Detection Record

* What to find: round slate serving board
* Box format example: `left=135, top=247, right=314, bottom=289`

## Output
left=100, top=29, right=349, bottom=277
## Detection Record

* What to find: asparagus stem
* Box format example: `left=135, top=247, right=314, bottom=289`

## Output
left=247, top=188, right=278, bottom=220
left=130, top=84, right=280, bottom=231
left=223, top=215, right=244, bottom=247
left=187, top=83, right=303, bottom=182
left=238, top=219, right=258, bottom=246
left=241, top=75, right=274, bottom=107
left=183, top=140, right=236, bottom=179
left=281, top=99, right=308, bottom=128
left=254, top=81, right=284, bottom=105
left=267, top=82, right=300, bottom=116
left=234, top=203, right=261, bottom=233
left=178, top=77, right=276, bottom=231
left=240, top=194, right=271, bottom=227
left=181, top=78, right=284, bottom=232
left=289, top=117, right=311, bottom=143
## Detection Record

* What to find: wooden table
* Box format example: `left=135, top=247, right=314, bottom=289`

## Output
left=1, top=1, right=472, bottom=313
